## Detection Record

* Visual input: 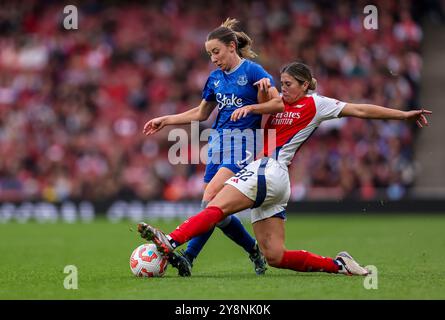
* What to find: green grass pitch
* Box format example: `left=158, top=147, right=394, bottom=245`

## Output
left=1, top=214, right=444, bottom=299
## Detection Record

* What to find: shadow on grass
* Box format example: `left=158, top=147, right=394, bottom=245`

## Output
left=144, top=272, right=346, bottom=280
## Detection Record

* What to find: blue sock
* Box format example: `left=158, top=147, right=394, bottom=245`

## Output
left=184, top=228, right=215, bottom=262
left=185, top=200, right=215, bottom=262
left=184, top=202, right=256, bottom=261
left=219, top=215, right=256, bottom=254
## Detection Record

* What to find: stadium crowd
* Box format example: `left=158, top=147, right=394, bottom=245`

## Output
left=0, top=0, right=424, bottom=202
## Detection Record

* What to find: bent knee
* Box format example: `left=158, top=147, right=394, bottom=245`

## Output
left=203, top=187, right=220, bottom=202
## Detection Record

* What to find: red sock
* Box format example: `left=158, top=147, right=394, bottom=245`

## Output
left=278, top=250, right=339, bottom=273
left=169, top=206, right=225, bottom=245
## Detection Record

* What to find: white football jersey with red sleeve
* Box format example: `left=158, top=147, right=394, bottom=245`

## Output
left=264, top=93, right=346, bottom=166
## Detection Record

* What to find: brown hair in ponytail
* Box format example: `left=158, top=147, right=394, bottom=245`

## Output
left=207, top=18, right=257, bottom=59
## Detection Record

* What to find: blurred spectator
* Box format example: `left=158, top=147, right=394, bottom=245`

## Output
left=0, top=0, right=425, bottom=202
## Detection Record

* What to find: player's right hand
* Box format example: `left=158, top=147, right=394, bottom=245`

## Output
left=143, top=117, right=167, bottom=135
left=231, top=105, right=253, bottom=122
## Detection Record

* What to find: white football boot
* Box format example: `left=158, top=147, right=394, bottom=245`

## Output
left=335, top=251, right=369, bottom=276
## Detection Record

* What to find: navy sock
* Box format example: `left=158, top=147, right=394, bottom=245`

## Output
left=219, top=215, right=256, bottom=254
left=184, top=227, right=215, bottom=262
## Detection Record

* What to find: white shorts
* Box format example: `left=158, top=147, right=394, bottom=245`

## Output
left=225, top=157, right=291, bottom=223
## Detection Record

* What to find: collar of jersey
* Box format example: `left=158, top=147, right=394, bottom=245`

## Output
left=287, top=94, right=310, bottom=107
left=224, top=58, right=246, bottom=75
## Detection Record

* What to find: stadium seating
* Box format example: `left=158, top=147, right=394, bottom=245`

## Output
left=0, top=0, right=423, bottom=202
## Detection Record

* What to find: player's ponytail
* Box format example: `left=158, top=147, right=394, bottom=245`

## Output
left=309, top=78, right=317, bottom=91
left=221, top=18, right=257, bottom=59
left=220, top=17, right=238, bottom=30
left=281, top=62, right=317, bottom=92
left=234, top=31, right=257, bottom=59
left=207, top=18, right=257, bottom=59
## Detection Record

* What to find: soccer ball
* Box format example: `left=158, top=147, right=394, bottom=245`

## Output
left=130, top=243, right=168, bottom=277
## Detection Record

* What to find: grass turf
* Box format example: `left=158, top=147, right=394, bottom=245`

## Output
left=0, top=214, right=444, bottom=300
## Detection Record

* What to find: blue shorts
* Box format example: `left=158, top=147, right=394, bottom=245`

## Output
left=204, top=133, right=256, bottom=183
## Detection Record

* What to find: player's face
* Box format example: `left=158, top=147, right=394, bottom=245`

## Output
left=205, top=39, right=236, bottom=71
left=280, top=73, right=308, bottom=104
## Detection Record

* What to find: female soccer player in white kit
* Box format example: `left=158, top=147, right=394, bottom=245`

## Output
left=138, top=62, right=432, bottom=275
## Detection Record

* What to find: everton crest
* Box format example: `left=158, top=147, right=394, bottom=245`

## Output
left=237, top=74, right=248, bottom=86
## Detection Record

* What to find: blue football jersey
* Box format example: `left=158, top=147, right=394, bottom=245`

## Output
left=202, top=59, right=274, bottom=168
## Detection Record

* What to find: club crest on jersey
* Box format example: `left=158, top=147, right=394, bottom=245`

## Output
left=237, top=75, right=248, bottom=86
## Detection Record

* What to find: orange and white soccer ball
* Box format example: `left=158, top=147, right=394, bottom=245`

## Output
left=130, top=243, right=168, bottom=277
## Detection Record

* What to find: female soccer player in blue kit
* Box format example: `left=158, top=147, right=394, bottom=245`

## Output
left=143, top=19, right=283, bottom=276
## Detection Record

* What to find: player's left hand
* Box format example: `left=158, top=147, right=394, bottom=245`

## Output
left=404, top=108, right=432, bottom=128
left=254, top=78, right=271, bottom=93
left=231, top=105, right=253, bottom=122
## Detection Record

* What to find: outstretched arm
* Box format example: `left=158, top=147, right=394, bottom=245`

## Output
left=143, top=99, right=217, bottom=135
left=231, top=79, right=284, bottom=121
left=339, top=103, right=432, bottom=128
